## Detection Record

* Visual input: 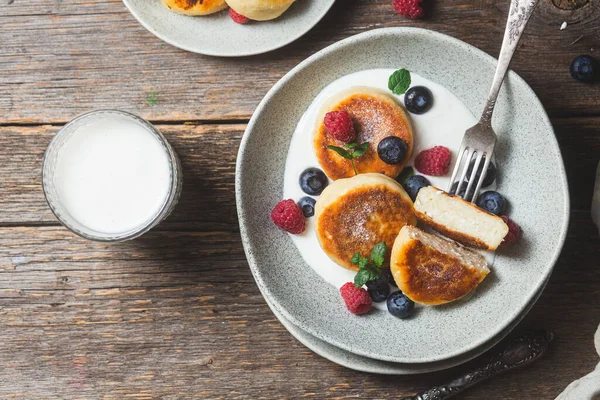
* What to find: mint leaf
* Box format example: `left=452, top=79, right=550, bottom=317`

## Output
left=345, top=142, right=358, bottom=149
left=388, top=69, right=411, bottom=95
left=397, top=166, right=414, bottom=184
left=146, top=91, right=158, bottom=105
left=327, top=145, right=353, bottom=160
left=370, top=242, right=387, bottom=268
left=354, top=264, right=381, bottom=287
left=351, top=252, right=361, bottom=265
left=358, top=257, right=368, bottom=270
left=352, top=142, right=369, bottom=158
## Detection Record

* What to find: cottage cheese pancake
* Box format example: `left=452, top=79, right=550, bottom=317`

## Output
left=314, top=173, right=416, bottom=271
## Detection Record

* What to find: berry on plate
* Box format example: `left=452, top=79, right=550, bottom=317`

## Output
left=297, top=196, right=316, bottom=218
left=403, top=175, right=431, bottom=201
left=393, top=0, right=423, bottom=19
left=404, top=86, right=433, bottom=114
left=450, top=181, right=474, bottom=199
left=476, top=191, right=507, bottom=215
left=387, top=291, right=414, bottom=318
left=299, top=167, right=328, bottom=195
left=271, top=199, right=305, bottom=234
left=377, top=136, right=408, bottom=165
left=466, top=159, right=497, bottom=188
left=414, top=146, right=451, bottom=176
left=500, top=216, right=521, bottom=247
left=340, top=282, right=372, bottom=314
left=324, top=110, right=356, bottom=143
left=366, top=274, right=390, bottom=303
left=229, top=8, right=249, bottom=24
left=570, top=55, right=597, bottom=83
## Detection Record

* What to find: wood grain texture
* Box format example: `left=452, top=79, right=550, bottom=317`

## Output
left=1, top=0, right=600, bottom=398
left=0, top=118, right=597, bottom=228
left=0, top=0, right=599, bottom=124
left=0, top=211, right=597, bottom=399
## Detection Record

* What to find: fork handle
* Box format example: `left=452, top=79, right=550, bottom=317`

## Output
left=481, top=0, right=540, bottom=125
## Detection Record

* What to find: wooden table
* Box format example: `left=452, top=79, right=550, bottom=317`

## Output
left=1, top=0, right=599, bottom=398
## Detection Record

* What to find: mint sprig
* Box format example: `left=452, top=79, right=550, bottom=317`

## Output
left=388, top=68, right=411, bottom=95
left=352, top=241, right=387, bottom=288
left=327, top=142, right=369, bottom=175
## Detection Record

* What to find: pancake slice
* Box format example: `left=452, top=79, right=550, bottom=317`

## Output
left=160, top=0, right=228, bottom=15
left=414, top=186, right=509, bottom=250
left=391, top=225, right=489, bottom=305
left=314, top=87, right=414, bottom=180
left=314, top=173, right=416, bottom=271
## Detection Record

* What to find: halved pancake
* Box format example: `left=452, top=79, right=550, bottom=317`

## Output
left=314, top=173, right=416, bottom=271
left=314, top=87, right=414, bottom=180
left=226, top=0, right=296, bottom=20
left=391, top=225, right=489, bottom=305
left=160, top=0, right=227, bottom=15
left=414, top=186, right=509, bottom=250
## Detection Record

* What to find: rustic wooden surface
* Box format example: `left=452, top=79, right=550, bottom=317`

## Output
left=0, top=0, right=599, bottom=398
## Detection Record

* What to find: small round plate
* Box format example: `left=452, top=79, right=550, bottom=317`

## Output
left=121, top=0, right=335, bottom=57
left=236, top=27, right=569, bottom=363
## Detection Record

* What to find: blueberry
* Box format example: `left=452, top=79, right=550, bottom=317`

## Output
left=570, top=55, right=597, bottom=83
left=387, top=291, right=414, bottom=319
left=403, top=175, right=431, bottom=201
left=377, top=137, right=408, bottom=165
left=449, top=181, right=474, bottom=199
left=366, top=274, right=390, bottom=303
left=466, top=159, right=497, bottom=188
left=404, top=86, right=434, bottom=114
left=476, top=191, right=507, bottom=215
left=383, top=267, right=398, bottom=287
left=297, top=197, right=316, bottom=218
left=299, top=168, right=328, bottom=195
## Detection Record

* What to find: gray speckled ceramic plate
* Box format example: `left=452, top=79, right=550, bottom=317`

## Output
left=266, top=275, right=549, bottom=375
left=121, top=0, right=335, bottom=57
left=236, top=27, right=569, bottom=363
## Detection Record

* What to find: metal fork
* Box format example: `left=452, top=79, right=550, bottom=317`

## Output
left=448, top=0, right=540, bottom=202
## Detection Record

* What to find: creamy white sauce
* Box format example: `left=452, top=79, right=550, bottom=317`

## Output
left=283, top=69, right=495, bottom=309
left=53, top=114, right=171, bottom=235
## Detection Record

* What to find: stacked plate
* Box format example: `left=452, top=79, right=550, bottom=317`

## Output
left=236, top=28, right=569, bottom=374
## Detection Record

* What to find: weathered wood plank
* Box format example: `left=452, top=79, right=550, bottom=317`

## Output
left=0, top=212, right=596, bottom=399
left=0, top=0, right=599, bottom=124
left=0, top=117, right=596, bottom=227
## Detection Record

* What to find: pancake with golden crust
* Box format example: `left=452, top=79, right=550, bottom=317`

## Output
left=314, top=87, right=414, bottom=181
left=160, top=0, right=227, bottom=15
left=391, top=226, right=489, bottom=305
left=314, top=173, right=416, bottom=271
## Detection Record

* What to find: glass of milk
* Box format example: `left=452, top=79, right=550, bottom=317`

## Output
left=42, top=110, right=182, bottom=241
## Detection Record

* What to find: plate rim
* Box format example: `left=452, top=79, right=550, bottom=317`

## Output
left=236, top=27, right=570, bottom=363
left=121, top=0, right=336, bottom=57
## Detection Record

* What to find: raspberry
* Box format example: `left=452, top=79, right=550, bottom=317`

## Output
left=340, top=282, right=372, bottom=315
left=271, top=199, right=305, bottom=234
left=500, top=216, right=521, bottom=247
left=393, top=0, right=424, bottom=19
left=414, top=146, right=451, bottom=176
left=323, top=111, right=356, bottom=143
left=229, top=8, right=249, bottom=24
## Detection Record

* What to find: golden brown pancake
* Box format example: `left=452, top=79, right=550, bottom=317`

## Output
left=225, top=0, right=296, bottom=20
left=314, top=173, right=416, bottom=271
left=391, top=226, right=489, bottom=305
left=314, top=87, right=414, bottom=181
left=160, top=0, right=228, bottom=15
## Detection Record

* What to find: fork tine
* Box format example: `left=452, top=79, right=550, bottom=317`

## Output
left=448, top=144, right=468, bottom=194
left=455, top=148, right=474, bottom=198
left=464, top=152, right=484, bottom=202
left=471, top=147, right=495, bottom=202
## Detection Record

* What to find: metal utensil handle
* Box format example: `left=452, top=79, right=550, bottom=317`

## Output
left=400, top=331, right=554, bottom=400
left=480, top=0, right=539, bottom=125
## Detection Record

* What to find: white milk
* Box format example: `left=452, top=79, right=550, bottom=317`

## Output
left=52, top=114, right=171, bottom=235
left=282, top=69, right=495, bottom=308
